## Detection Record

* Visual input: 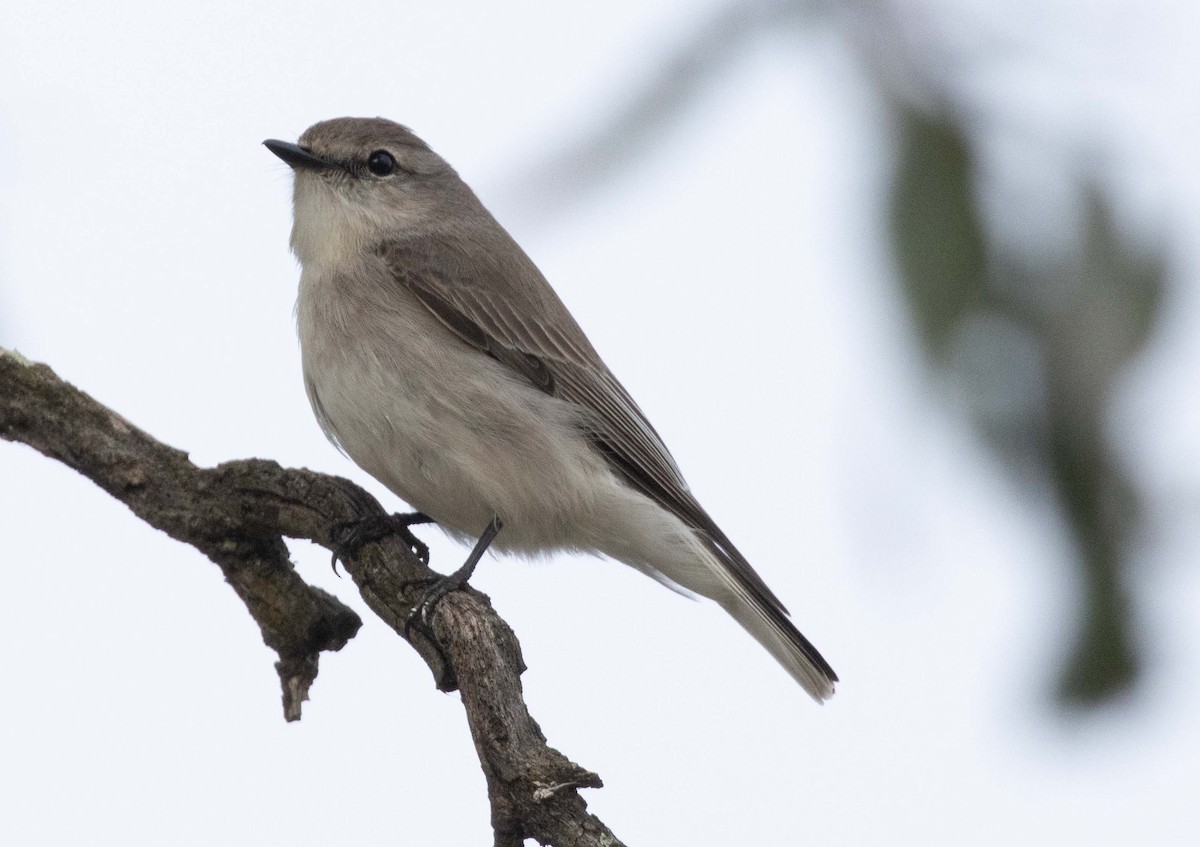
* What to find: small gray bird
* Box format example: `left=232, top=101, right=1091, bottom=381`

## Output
left=265, top=117, right=837, bottom=702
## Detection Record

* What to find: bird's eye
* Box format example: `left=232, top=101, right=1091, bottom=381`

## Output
left=367, top=150, right=396, bottom=176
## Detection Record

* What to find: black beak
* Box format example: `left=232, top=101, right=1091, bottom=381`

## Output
left=263, top=139, right=340, bottom=172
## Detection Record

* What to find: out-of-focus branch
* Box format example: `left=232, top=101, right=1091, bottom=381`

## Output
left=0, top=348, right=620, bottom=847
left=498, top=0, right=817, bottom=222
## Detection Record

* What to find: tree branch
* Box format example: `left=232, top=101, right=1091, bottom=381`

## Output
left=0, top=348, right=623, bottom=847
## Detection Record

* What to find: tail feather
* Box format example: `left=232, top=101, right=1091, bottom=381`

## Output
left=720, top=585, right=837, bottom=703
left=698, top=535, right=837, bottom=702
left=592, top=485, right=837, bottom=701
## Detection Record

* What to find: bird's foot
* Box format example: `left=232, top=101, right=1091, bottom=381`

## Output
left=329, top=511, right=434, bottom=574
left=402, top=516, right=502, bottom=640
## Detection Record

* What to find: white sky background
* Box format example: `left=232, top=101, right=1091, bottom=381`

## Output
left=1, top=1, right=1198, bottom=844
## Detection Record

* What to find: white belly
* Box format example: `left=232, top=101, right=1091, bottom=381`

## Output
left=297, top=262, right=615, bottom=553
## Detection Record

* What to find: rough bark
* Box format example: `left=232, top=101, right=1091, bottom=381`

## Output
left=0, top=348, right=624, bottom=847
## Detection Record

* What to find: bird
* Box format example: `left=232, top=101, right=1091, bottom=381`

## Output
left=264, top=117, right=837, bottom=702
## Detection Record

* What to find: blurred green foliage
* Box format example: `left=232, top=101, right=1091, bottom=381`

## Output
left=890, top=108, right=989, bottom=359
left=889, top=104, right=1164, bottom=705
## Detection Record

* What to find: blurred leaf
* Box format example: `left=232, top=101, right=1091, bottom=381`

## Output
left=889, top=105, right=989, bottom=357
left=1042, top=193, right=1164, bottom=707
left=888, top=94, right=1165, bottom=706
left=1047, top=412, right=1140, bottom=706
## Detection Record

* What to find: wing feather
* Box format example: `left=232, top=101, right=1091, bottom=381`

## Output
left=377, top=238, right=792, bottom=617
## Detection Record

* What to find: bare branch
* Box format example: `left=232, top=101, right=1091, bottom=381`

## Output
left=0, top=348, right=623, bottom=847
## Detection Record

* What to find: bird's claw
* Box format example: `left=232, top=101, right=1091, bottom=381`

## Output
left=328, top=511, right=434, bottom=574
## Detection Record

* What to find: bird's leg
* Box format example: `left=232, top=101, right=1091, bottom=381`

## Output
left=329, top=511, right=434, bottom=573
left=404, top=516, right=503, bottom=639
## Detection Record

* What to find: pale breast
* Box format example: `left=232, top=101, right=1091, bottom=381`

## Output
left=295, top=259, right=613, bottom=549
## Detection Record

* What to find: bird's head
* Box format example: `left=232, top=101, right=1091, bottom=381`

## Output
left=265, top=117, right=472, bottom=267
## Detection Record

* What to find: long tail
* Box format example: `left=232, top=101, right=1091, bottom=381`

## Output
left=593, top=486, right=837, bottom=701
left=717, top=582, right=837, bottom=703
left=690, top=523, right=837, bottom=702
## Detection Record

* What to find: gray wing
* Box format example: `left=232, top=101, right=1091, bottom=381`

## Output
left=377, top=238, right=791, bottom=616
